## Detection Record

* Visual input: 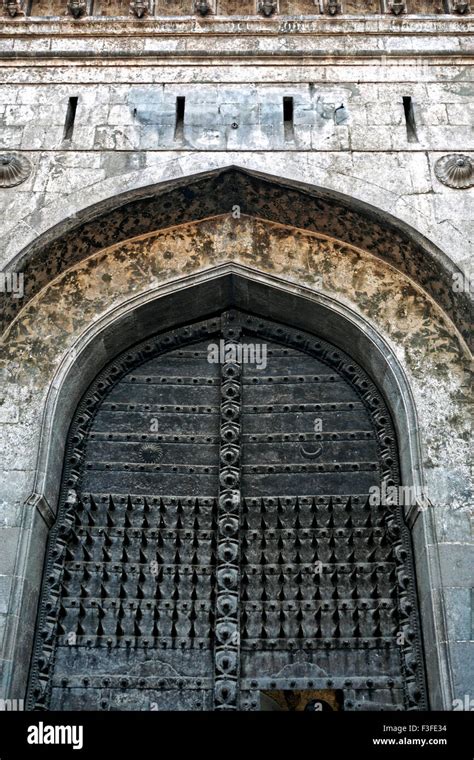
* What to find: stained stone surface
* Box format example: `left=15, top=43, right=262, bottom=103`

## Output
left=1, top=171, right=471, bottom=343
left=0, top=3, right=472, bottom=712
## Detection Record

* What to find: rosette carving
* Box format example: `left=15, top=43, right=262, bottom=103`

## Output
left=0, top=153, right=31, bottom=188
left=434, top=154, right=474, bottom=189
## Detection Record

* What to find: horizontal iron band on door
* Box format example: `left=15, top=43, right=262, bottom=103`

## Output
left=244, top=403, right=364, bottom=412
left=123, top=376, right=220, bottom=385
left=64, top=562, right=396, bottom=574
left=81, top=494, right=217, bottom=503
left=244, top=432, right=374, bottom=441
left=241, top=677, right=403, bottom=690
left=99, top=402, right=365, bottom=412
left=89, top=433, right=221, bottom=443
left=244, top=463, right=378, bottom=473
left=84, top=461, right=379, bottom=473
left=65, top=563, right=216, bottom=573
left=55, top=638, right=212, bottom=648
left=80, top=493, right=375, bottom=504
left=67, top=528, right=215, bottom=537
left=241, top=639, right=398, bottom=649
left=58, top=596, right=213, bottom=613
left=101, top=403, right=219, bottom=413
left=59, top=600, right=397, bottom=612
left=243, top=375, right=343, bottom=384
left=69, top=527, right=386, bottom=537
left=86, top=432, right=374, bottom=442
left=85, top=463, right=218, bottom=472
left=53, top=676, right=214, bottom=689
left=53, top=637, right=399, bottom=650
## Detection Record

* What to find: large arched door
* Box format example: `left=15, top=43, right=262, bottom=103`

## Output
left=27, top=310, right=427, bottom=711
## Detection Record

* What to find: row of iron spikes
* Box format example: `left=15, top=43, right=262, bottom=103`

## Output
left=70, top=526, right=386, bottom=542
left=68, top=546, right=389, bottom=572
left=59, top=597, right=396, bottom=610
left=60, top=601, right=208, bottom=624
left=65, top=587, right=397, bottom=605
left=72, top=516, right=385, bottom=533
left=66, top=545, right=392, bottom=566
left=63, top=576, right=398, bottom=601
left=62, top=600, right=396, bottom=619
left=58, top=622, right=396, bottom=640
left=60, top=600, right=396, bottom=623
left=58, top=594, right=398, bottom=627
left=55, top=636, right=397, bottom=651
left=71, top=525, right=389, bottom=546
left=78, top=494, right=378, bottom=512
left=73, top=512, right=383, bottom=531
left=67, top=542, right=388, bottom=565
left=62, top=558, right=396, bottom=571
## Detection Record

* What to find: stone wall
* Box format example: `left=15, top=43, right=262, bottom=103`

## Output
left=0, top=9, right=472, bottom=710
left=1, top=17, right=472, bottom=278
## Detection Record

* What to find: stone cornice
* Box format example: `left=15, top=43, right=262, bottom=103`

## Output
left=0, top=17, right=472, bottom=62
left=1, top=15, right=472, bottom=34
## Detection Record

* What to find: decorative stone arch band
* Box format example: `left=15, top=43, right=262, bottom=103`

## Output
left=1, top=167, right=471, bottom=348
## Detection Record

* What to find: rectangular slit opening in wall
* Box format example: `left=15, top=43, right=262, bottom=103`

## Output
left=63, top=96, right=78, bottom=141
left=402, top=96, right=418, bottom=143
left=175, top=96, right=185, bottom=140
left=283, top=96, right=294, bottom=140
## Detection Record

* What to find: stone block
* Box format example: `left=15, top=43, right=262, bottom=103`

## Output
left=444, top=587, right=473, bottom=642
left=446, top=102, right=474, bottom=126
left=0, top=577, right=12, bottom=616
left=0, top=529, right=21, bottom=577
left=435, top=544, right=474, bottom=588
left=450, top=642, right=474, bottom=703
left=0, top=127, right=23, bottom=150
left=349, top=124, right=393, bottom=151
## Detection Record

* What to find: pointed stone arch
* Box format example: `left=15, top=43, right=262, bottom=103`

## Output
left=1, top=265, right=455, bottom=709
left=2, top=167, right=471, bottom=348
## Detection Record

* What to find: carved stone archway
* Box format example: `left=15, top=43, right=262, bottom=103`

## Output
left=2, top=212, right=467, bottom=710
left=2, top=168, right=471, bottom=347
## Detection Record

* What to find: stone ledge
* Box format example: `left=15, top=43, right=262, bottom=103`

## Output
left=0, top=35, right=471, bottom=60
left=0, top=15, right=473, bottom=36
left=1, top=15, right=472, bottom=60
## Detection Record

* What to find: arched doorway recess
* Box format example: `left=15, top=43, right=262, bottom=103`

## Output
left=27, top=308, right=427, bottom=711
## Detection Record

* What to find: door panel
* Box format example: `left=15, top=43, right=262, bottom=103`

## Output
left=27, top=311, right=427, bottom=711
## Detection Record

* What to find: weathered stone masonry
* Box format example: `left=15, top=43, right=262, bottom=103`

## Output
left=0, top=2, right=472, bottom=710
